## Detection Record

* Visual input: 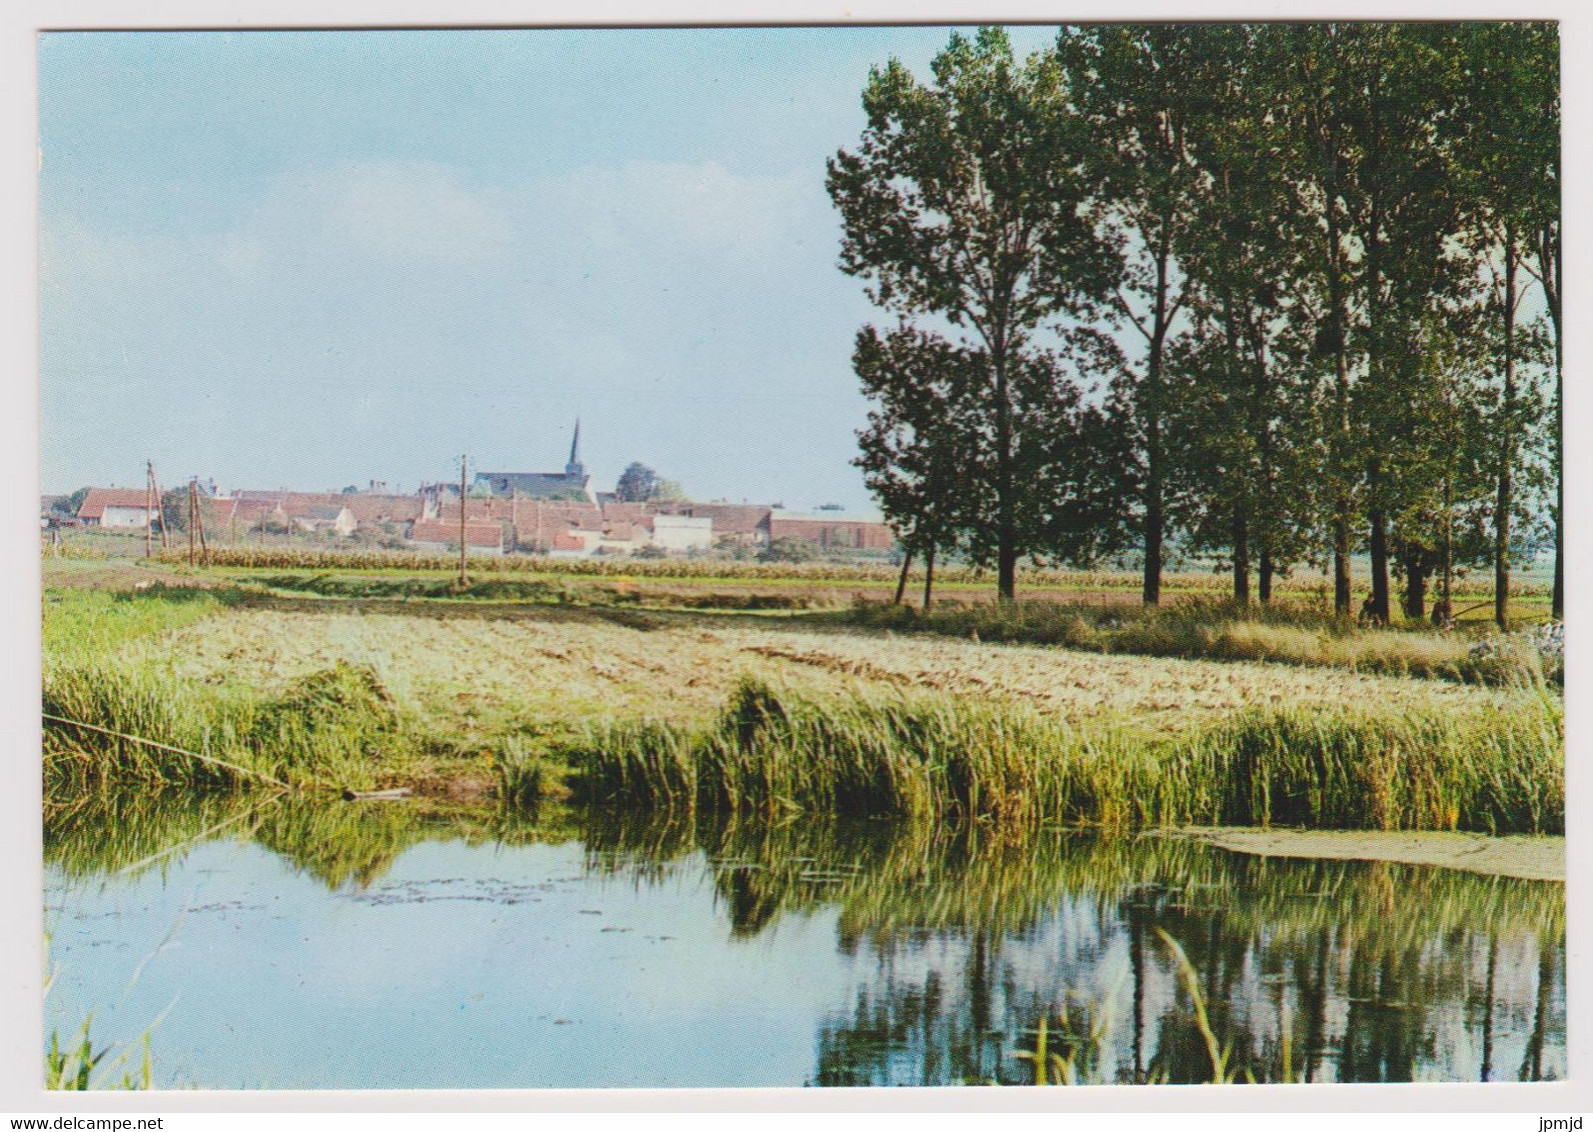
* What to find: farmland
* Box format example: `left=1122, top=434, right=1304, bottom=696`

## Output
left=41, top=557, right=1562, bottom=835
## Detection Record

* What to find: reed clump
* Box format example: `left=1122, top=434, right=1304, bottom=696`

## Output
left=43, top=658, right=413, bottom=793
left=571, top=677, right=1561, bottom=834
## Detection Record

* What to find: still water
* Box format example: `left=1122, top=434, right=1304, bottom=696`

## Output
left=44, top=793, right=1564, bottom=1089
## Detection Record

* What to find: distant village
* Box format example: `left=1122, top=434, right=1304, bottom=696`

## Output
left=42, top=424, right=894, bottom=559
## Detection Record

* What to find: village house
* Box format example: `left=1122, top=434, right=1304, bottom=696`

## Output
left=75, top=487, right=156, bottom=529
left=650, top=513, right=713, bottom=553
left=767, top=514, right=894, bottom=551
left=511, top=499, right=605, bottom=554
left=647, top=502, right=771, bottom=547
left=407, top=519, right=505, bottom=555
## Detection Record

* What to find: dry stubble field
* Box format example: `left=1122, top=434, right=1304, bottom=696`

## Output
left=151, top=601, right=1524, bottom=747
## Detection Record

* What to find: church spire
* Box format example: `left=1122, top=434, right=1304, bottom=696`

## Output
left=565, top=418, right=584, bottom=478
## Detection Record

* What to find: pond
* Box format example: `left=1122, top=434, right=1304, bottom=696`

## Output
left=44, top=793, right=1565, bottom=1089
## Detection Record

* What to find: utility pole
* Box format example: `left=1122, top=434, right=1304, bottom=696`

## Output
left=192, top=479, right=209, bottom=562
left=187, top=479, right=197, bottom=567
left=152, top=472, right=169, bottom=550
left=145, top=461, right=155, bottom=558
left=459, top=454, right=469, bottom=589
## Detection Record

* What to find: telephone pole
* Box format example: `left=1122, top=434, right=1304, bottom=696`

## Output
left=145, top=461, right=155, bottom=558
left=187, top=479, right=197, bottom=567
left=458, top=454, right=469, bottom=589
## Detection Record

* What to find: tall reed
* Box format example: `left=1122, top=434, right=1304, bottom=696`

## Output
left=571, top=677, right=1562, bottom=834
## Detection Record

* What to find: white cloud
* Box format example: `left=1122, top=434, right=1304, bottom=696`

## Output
left=528, top=159, right=817, bottom=260
left=239, top=160, right=515, bottom=272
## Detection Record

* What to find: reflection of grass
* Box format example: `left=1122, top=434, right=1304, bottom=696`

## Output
left=571, top=811, right=1565, bottom=955
left=46, top=790, right=276, bottom=883
left=574, top=677, right=1562, bottom=833
left=46, top=789, right=584, bottom=892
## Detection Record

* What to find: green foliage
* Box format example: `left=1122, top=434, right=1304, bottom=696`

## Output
left=828, top=27, right=1109, bottom=598
left=45, top=1019, right=152, bottom=1091
left=829, top=25, right=1559, bottom=616
left=758, top=537, right=819, bottom=564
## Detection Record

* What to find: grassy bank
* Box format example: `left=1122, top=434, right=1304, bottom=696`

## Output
left=845, top=598, right=1562, bottom=685
left=571, top=677, right=1561, bottom=834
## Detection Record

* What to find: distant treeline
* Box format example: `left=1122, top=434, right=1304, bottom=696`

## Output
left=830, top=23, right=1559, bottom=627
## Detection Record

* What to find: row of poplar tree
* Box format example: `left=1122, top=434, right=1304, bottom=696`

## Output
left=827, top=23, right=1560, bottom=626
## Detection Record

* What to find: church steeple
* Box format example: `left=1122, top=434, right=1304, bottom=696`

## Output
left=565, top=419, right=584, bottom=478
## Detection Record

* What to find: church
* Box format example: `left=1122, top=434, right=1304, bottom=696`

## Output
left=475, top=421, right=596, bottom=503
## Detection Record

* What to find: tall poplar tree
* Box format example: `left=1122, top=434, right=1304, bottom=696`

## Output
left=829, top=28, right=1105, bottom=601
left=1057, top=25, right=1207, bottom=605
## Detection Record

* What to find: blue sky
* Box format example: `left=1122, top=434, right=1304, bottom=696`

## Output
left=38, top=27, right=1061, bottom=506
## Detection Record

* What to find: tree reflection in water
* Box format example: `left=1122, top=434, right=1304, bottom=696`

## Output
left=47, top=793, right=1564, bottom=1086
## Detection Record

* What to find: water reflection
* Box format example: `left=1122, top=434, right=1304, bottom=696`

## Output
left=45, top=792, right=1564, bottom=1088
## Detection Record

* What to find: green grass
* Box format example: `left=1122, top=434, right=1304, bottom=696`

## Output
left=246, top=571, right=822, bottom=611
left=844, top=597, right=1560, bottom=685
left=570, top=677, right=1561, bottom=834
left=43, top=585, right=243, bottom=672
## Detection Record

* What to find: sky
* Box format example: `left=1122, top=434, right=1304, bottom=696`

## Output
left=37, top=26, right=1064, bottom=509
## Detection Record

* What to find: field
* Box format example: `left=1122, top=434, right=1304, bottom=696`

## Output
left=40, top=557, right=1562, bottom=835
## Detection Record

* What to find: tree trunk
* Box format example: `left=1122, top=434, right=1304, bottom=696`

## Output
left=1249, top=324, right=1275, bottom=609
left=1367, top=460, right=1390, bottom=624
left=922, top=543, right=936, bottom=611
left=1334, top=512, right=1352, bottom=618
left=1140, top=215, right=1176, bottom=608
left=1495, top=241, right=1518, bottom=631
left=893, top=546, right=914, bottom=606
left=1320, top=122, right=1353, bottom=618
left=1363, top=200, right=1389, bottom=626
left=1436, top=465, right=1455, bottom=627
left=993, top=347, right=1017, bottom=604
left=1401, top=552, right=1426, bottom=622
left=1232, top=508, right=1250, bottom=606
left=1540, top=225, right=1563, bottom=622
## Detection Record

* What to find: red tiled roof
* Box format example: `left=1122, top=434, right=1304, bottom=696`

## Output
left=229, top=498, right=282, bottom=522
left=511, top=500, right=604, bottom=551
left=77, top=487, right=152, bottom=520
left=551, top=533, right=586, bottom=552
left=409, top=520, right=503, bottom=548
left=437, top=498, right=519, bottom=525
left=342, top=494, right=423, bottom=524
left=600, top=502, right=650, bottom=524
